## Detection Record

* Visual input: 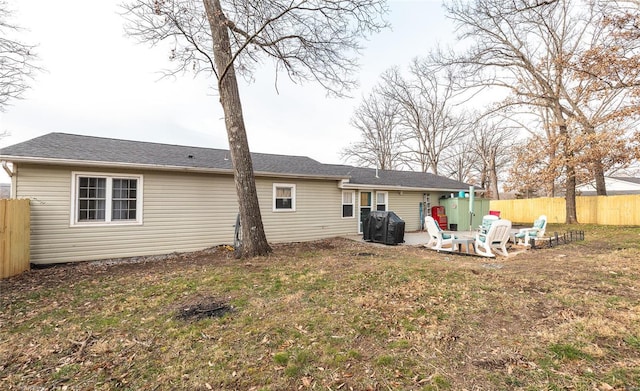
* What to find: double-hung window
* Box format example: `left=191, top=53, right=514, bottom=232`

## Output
left=342, top=190, right=355, bottom=218
left=376, top=191, right=388, bottom=211
left=273, top=183, right=296, bottom=211
left=72, top=172, right=143, bottom=225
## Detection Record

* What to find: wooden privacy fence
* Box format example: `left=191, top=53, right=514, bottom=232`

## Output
left=1, top=199, right=30, bottom=279
left=490, top=195, right=640, bottom=225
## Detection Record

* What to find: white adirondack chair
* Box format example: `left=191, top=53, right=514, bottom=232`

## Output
left=478, top=214, right=500, bottom=234
left=514, top=215, right=547, bottom=246
left=424, top=216, right=453, bottom=251
left=475, top=219, right=512, bottom=257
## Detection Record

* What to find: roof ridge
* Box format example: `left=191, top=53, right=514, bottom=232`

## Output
left=48, top=132, right=225, bottom=153
left=46, top=132, right=319, bottom=160
left=1, top=133, right=472, bottom=190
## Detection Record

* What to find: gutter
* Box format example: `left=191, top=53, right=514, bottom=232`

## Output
left=0, top=155, right=349, bottom=181
left=339, top=179, right=475, bottom=193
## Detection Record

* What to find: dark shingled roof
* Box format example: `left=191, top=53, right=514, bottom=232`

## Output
left=0, top=132, right=471, bottom=191
left=0, top=132, right=340, bottom=177
left=326, top=164, right=471, bottom=191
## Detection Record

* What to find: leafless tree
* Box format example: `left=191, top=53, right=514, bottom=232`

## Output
left=342, top=89, right=405, bottom=170
left=468, top=116, right=518, bottom=200
left=379, top=59, right=470, bottom=175
left=0, top=1, right=39, bottom=111
left=122, top=0, right=388, bottom=257
left=444, top=0, right=633, bottom=223
left=439, top=135, right=477, bottom=183
left=503, top=107, right=563, bottom=198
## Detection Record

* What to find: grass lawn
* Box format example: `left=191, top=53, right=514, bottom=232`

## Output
left=1, top=224, right=639, bottom=390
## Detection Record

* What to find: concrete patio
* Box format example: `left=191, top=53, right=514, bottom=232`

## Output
left=344, top=230, right=478, bottom=247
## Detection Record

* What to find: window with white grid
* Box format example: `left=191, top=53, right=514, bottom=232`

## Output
left=71, top=172, right=143, bottom=226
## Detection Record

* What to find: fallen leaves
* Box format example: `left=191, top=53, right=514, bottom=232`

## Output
left=2, top=233, right=640, bottom=390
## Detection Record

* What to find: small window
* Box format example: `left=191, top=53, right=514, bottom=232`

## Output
left=71, top=172, right=143, bottom=226
left=425, top=193, right=431, bottom=216
left=342, top=190, right=355, bottom=218
left=273, top=183, right=296, bottom=211
left=376, top=191, right=388, bottom=211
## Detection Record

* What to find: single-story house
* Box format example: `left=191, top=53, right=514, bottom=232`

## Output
left=576, top=176, right=640, bottom=196
left=0, top=133, right=472, bottom=264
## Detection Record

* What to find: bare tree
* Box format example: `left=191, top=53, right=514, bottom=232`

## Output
left=506, top=107, right=563, bottom=198
left=468, top=116, right=518, bottom=200
left=444, top=0, right=634, bottom=223
left=122, top=0, right=387, bottom=257
left=0, top=1, right=39, bottom=111
left=380, top=59, right=469, bottom=175
left=342, top=89, right=405, bottom=170
left=439, top=135, right=477, bottom=183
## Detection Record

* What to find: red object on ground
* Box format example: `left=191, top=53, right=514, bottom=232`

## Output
left=431, top=206, right=448, bottom=230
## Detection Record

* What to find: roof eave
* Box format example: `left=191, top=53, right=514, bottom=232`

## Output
left=339, top=181, right=471, bottom=192
left=0, top=156, right=348, bottom=181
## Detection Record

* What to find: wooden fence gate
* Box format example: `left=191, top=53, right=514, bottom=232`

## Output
left=1, top=199, right=30, bottom=279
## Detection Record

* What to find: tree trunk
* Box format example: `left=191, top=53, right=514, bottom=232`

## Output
left=565, top=162, right=579, bottom=224
left=559, top=124, right=579, bottom=224
left=584, top=124, right=607, bottom=196
left=488, top=150, right=499, bottom=200
left=479, top=162, right=488, bottom=196
left=204, top=0, right=272, bottom=257
left=490, top=166, right=500, bottom=200
left=593, top=162, right=607, bottom=196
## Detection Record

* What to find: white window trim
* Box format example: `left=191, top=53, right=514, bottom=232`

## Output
left=341, top=190, right=355, bottom=219
left=358, top=191, right=373, bottom=234
left=376, top=191, right=388, bottom=211
left=272, top=183, right=296, bottom=212
left=70, top=171, right=144, bottom=227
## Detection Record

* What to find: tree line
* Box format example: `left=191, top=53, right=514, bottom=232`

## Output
left=342, top=0, right=640, bottom=224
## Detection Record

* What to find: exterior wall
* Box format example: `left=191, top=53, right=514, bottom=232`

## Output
left=258, top=178, right=358, bottom=242
left=577, top=178, right=640, bottom=194
left=386, top=191, right=423, bottom=231
left=15, top=164, right=355, bottom=264
left=438, top=198, right=491, bottom=231
left=350, top=190, right=452, bottom=232
left=604, top=178, right=640, bottom=192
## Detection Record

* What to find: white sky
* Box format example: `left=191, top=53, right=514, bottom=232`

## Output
left=0, top=0, right=454, bottom=171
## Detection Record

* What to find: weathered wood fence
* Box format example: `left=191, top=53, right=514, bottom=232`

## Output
left=1, top=199, right=30, bottom=279
left=490, top=195, right=640, bottom=225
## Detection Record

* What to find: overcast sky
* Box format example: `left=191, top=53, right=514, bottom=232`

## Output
left=0, top=0, right=454, bottom=169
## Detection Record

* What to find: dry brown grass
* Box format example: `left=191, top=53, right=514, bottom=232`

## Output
left=1, top=224, right=639, bottom=390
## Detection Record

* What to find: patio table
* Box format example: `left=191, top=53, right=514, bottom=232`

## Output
left=451, top=236, right=475, bottom=254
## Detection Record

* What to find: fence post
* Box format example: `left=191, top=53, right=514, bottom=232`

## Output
left=1, top=199, right=30, bottom=279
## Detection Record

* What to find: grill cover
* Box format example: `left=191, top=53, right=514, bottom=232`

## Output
left=363, top=211, right=405, bottom=245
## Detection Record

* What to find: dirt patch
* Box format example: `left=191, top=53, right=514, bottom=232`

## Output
left=175, top=296, right=234, bottom=321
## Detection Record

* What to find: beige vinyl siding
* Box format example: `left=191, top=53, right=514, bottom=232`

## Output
left=387, top=191, right=423, bottom=231
left=16, top=164, right=239, bottom=264
left=16, top=164, right=356, bottom=264
left=258, top=177, right=356, bottom=242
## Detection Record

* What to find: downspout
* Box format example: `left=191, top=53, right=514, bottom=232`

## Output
left=2, top=161, right=13, bottom=177
left=2, top=161, right=16, bottom=199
